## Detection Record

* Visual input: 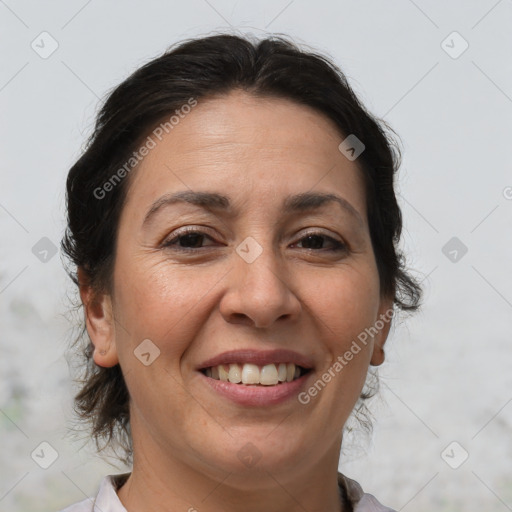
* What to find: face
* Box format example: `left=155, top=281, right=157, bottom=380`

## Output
left=83, top=89, right=393, bottom=486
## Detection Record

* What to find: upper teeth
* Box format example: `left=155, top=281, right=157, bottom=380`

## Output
left=205, top=363, right=302, bottom=385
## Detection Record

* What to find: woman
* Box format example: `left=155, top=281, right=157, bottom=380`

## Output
left=59, top=33, right=421, bottom=512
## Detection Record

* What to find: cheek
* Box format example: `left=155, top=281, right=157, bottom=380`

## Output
left=112, top=257, right=222, bottom=359
left=110, top=261, right=205, bottom=414
left=304, top=264, right=381, bottom=400
left=114, top=249, right=381, bottom=354
left=304, top=263, right=381, bottom=340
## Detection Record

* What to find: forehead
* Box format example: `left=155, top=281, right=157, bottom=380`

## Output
left=123, top=90, right=366, bottom=218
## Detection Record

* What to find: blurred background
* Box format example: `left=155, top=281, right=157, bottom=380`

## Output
left=1, top=1, right=511, bottom=510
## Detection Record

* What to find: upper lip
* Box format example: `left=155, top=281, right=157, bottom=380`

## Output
left=197, top=349, right=315, bottom=370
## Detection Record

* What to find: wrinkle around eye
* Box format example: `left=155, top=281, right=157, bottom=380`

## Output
left=138, top=214, right=371, bottom=255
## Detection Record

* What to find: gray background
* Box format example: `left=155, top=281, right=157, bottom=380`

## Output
left=1, top=1, right=511, bottom=510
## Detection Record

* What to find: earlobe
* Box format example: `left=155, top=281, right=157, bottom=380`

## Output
left=370, top=298, right=394, bottom=367
left=78, top=268, right=119, bottom=368
left=370, top=347, right=384, bottom=367
left=92, top=343, right=119, bottom=367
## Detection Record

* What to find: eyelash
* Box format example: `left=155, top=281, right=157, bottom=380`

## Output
left=162, top=227, right=347, bottom=253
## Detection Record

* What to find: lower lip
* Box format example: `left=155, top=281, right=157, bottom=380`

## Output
left=198, top=371, right=312, bottom=406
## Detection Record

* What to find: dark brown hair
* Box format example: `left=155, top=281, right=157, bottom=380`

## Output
left=61, top=32, right=422, bottom=465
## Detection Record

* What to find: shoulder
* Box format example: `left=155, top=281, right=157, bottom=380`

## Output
left=56, top=473, right=130, bottom=512
left=338, top=472, right=397, bottom=512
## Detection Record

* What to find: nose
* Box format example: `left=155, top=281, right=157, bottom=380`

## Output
left=219, top=242, right=302, bottom=329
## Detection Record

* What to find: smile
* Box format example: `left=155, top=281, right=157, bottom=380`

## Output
left=201, top=362, right=310, bottom=386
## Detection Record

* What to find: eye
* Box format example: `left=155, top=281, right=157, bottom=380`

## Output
left=162, top=228, right=217, bottom=251
left=293, top=232, right=347, bottom=252
left=162, top=228, right=347, bottom=253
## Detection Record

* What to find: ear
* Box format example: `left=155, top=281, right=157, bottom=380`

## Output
left=370, top=297, right=395, bottom=367
left=78, top=267, right=119, bottom=368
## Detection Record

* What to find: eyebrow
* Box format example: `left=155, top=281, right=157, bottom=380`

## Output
left=142, top=190, right=364, bottom=227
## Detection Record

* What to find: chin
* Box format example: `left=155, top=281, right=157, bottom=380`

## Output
left=204, top=434, right=307, bottom=479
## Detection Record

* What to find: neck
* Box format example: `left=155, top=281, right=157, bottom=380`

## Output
left=116, top=426, right=347, bottom=512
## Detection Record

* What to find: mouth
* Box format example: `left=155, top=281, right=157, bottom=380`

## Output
left=200, top=362, right=312, bottom=386
left=196, top=348, right=315, bottom=406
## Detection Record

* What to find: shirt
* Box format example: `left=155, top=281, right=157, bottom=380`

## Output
left=58, top=472, right=396, bottom=512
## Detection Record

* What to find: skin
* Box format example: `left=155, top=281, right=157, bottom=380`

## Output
left=79, top=89, right=393, bottom=512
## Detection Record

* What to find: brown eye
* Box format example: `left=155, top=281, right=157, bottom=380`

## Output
left=294, top=233, right=347, bottom=252
left=162, top=229, right=216, bottom=251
